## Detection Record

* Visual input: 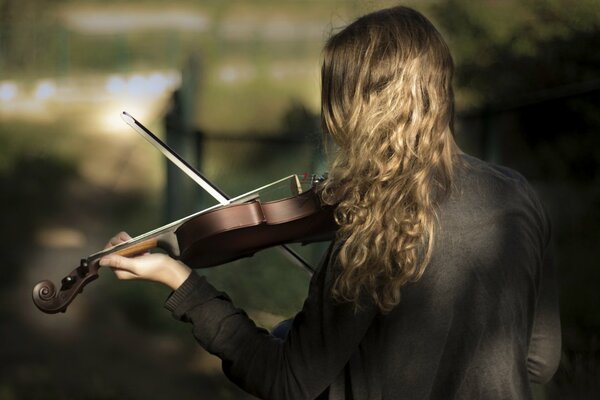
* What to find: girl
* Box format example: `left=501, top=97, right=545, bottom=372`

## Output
left=101, top=6, right=560, bottom=399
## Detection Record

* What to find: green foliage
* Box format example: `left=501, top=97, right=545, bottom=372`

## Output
left=430, top=0, right=600, bottom=107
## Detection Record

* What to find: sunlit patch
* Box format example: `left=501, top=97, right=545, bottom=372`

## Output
left=96, top=71, right=180, bottom=134
left=219, top=16, right=326, bottom=41
left=106, top=75, right=127, bottom=94
left=219, top=66, right=236, bottom=82
left=127, top=74, right=148, bottom=96
left=34, top=80, right=57, bottom=101
left=35, top=227, right=86, bottom=248
left=97, top=102, right=152, bottom=135
left=164, top=71, right=181, bottom=88
left=218, top=64, right=256, bottom=83
left=105, top=72, right=180, bottom=97
left=0, top=70, right=181, bottom=129
left=60, top=8, right=210, bottom=34
left=147, top=73, right=169, bottom=94
left=269, top=62, right=315, bottom=80
left=0, top=81, right=18, bottom=102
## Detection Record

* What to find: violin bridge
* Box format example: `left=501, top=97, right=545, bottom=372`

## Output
left=291, top=175, right=302, bottom=196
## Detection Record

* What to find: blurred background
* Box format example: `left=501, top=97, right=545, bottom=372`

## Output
left=1, top=0, right=598, bottom=399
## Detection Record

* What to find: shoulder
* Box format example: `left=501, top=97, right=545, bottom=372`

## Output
left=456, top=154, right=539, bottom=204
left=452, top=153, right=551, bottom=244
left=458, top=153, right=529, bottom=188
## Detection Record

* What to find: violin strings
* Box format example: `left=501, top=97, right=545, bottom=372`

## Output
left=88, top=174, right=302, bottom=260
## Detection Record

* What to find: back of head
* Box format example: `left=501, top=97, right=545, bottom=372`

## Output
left=319, top=6, right=459, bottom=312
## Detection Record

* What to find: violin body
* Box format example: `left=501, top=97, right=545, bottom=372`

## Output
left=32, top=186, right=336, bottom=314
left=176, top=188, right=335, bottom=267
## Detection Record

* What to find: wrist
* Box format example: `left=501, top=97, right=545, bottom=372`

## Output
left=167, top=261, right=192, bottom=290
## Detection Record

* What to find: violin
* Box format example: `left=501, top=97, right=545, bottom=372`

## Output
left=32, top=177, right=336, bottom=314
left=32, top=113, right=337, bottom=314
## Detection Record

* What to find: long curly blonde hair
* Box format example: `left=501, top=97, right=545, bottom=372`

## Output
left=319, top=6, right=459, bottom=312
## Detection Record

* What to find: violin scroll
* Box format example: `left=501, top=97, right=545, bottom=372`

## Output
left=32, top=259, right=100, bottom=314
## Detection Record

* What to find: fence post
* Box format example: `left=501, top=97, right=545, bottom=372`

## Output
left=164, top=54, right=202, bottom=221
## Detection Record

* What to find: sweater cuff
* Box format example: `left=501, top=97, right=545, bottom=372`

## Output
left=164, top=271, right=220, bottom=319
left=165, top=272, right=200, bottom=312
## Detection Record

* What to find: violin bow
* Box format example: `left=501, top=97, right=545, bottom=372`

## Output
left=120, top=111, right=316, bottom=274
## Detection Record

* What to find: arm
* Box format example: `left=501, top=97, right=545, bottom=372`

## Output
left=100, top=238, right=378, bottom=400
left=527, top=242, right=561, bottom=384
left=165, top=244, right=378, bottom=400
left=522, top=184, right=561, bottom=384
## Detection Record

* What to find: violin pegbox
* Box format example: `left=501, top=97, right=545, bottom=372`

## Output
left=32, top=258, right=101, bottom=314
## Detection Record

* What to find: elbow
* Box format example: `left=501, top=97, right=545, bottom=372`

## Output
left=527, top=317, right=562, bottom=384
left=528, top=348, right=561, bottom=384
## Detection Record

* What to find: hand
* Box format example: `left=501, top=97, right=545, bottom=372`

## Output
left=99, top=232, right=192, bottom=290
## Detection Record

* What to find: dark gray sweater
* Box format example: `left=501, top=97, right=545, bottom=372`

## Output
left=165, top=155, right=561, bottom=400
